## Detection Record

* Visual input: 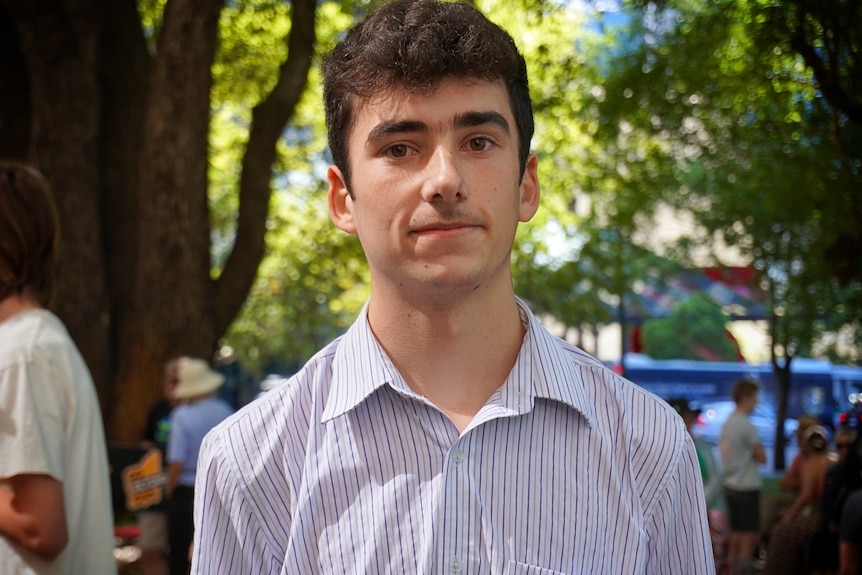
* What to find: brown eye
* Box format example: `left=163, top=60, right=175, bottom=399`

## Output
left=468, top=138, right=491, bottom=152
left=388, top=144, right=409, bottom=157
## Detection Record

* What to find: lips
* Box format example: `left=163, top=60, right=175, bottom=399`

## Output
left=410, top=212, right=483, bottom=234
left=411, top=221, right=477, bottom=233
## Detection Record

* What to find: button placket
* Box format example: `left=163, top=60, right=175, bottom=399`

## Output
left=438, top=442, right=471, bottom=573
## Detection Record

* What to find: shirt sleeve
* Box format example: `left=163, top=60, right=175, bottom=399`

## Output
left=746, top=419, right=761, bottom=448
left=645, top=431, right=717, bottom=574
left=191, top=429, right=281, bottom=574
left=0, top=360, right=66, bottom=482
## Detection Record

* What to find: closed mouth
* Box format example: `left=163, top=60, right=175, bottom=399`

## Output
left=412, top=221, right=476, bottom=233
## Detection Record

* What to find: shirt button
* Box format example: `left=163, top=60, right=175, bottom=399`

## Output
left=451, top=449, right=465, bottom=464
left=449, top=556, right=463, bottom=572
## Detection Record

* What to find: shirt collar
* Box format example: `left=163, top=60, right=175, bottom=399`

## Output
left=322, top=298, right=596, bottom=427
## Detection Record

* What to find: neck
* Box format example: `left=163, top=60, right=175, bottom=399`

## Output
left=0, top=293, right=41, bottom=325
left=367, top=282, right=525, bottom=432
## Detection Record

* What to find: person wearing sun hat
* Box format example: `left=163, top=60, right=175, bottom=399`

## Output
left=166, top=358, right=233, bottom=575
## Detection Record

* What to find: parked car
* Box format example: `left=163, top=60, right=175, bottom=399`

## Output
left=694, top=399, right=800, bottom=446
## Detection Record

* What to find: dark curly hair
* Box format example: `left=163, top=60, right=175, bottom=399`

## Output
left=323, top=0, right=533, bottom=189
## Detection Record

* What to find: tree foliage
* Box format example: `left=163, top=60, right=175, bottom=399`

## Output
left=642, top=294, right=738, bottom=361
left=597, top=0, right=861, bottom=352
left=488, top=0, right=640, bottom=337
left=1, top=0, right=320, bottom=440
left=5, top=0, right=859, bottom=448
left=595, top=0, right=862, bottom=467
left=210, top=1, right=365, bottom=375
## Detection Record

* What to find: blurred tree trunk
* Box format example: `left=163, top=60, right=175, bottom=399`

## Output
left=111, top=0, right=226, bottom=441
left=772, top=360, right=792, bottom=471
left=3, top=0, right=113, bottom=407
left=1, top=0, right=318, bottom=441
left=0, top=1, right=29, bottom=160
left=771, top=305, right=794, bottom=471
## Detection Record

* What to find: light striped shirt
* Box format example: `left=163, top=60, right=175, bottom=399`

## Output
left=193, top=300, right=714, bottom=574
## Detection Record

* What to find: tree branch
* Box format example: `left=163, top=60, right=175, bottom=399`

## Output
left=212, top=0, right=318, bottom=337
left=787, top=2, right=862, bottom=127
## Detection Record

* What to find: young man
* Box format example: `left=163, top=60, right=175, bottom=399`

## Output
left=192, top=1, right=714, bottom=572
left=720, top=377, right=767, bottom=575
left=0, top=162, right=117, bottom=574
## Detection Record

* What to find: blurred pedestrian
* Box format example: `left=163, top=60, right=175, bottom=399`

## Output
left=810, top=426, right=857, bottom=574
left=190, top=1, right=715, bottom=573
left=760, top=415, right=822, bottom=536
left=0, top=161, right=117, bottom=573
left=781, top=416, right=822, bottom=494
left=830, top=433, right=862, bottom=575
left=166, top=357, right=233, bottom=575
left=670, top=397, right=730, bottom=574
left=841, top=490, right=862, bottom=574
left=254, top=373, right=287, bottom=401
left=763, top=425, right=832, bottom=574
left=139, top=357, right=183, bottom=575
left=720, top=377, right=767, bottom=575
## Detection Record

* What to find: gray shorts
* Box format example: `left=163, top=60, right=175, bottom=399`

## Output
left=724, top=487, right=761, bottom=532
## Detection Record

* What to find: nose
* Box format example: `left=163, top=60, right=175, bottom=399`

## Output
left=420, top=146, right=465, bottom=203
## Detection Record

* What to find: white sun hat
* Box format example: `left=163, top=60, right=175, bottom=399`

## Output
left=173, top=358, right=225, bottom=399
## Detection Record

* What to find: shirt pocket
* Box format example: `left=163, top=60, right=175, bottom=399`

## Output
left=505, top=561, right=570, bottom=575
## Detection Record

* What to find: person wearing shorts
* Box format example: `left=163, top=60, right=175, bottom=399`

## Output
left=724, top=488, right=761, bottom=533
left=720, top=378, right=767, bottom=575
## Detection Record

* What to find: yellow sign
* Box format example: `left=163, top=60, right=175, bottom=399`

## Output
left=121, top=448, right=168, bottom=511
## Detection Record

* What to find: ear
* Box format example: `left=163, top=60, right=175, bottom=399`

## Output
left=517, top=153, right=540, bottom=222
left=328, top=165, right=357, bottom=235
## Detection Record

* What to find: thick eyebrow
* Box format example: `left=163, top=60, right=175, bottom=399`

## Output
left=366, top=120, right=428, bottom=147
left=453, top=111, right=510, bottom=135
left=365, top=111, right=511, bottom=148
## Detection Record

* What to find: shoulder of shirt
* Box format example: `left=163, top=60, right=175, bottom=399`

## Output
left=0, top=308, right=75, bottom=370
left=201, top=335, right=341, bottom=436
left=533, top=323, right=690, bottom=454
left=520, top=322, right=694, bottom=521
left=528, top=318, right=684, bottom=434
left=524, top=320, right=695, bottom=520
left=194, top=336, right=342, bottom=504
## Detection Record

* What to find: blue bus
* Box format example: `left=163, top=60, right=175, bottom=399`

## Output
left=834, top=364, right=862, bottom=406
left=613, top=354, right=844, bottom=428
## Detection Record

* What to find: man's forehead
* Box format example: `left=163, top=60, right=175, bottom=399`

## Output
left=355, top=78, right=510, bottom=115
left=350, top=79, right=514, bottom=136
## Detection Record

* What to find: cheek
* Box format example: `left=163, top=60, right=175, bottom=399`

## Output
left=350, top=196, right=400, bottom=239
